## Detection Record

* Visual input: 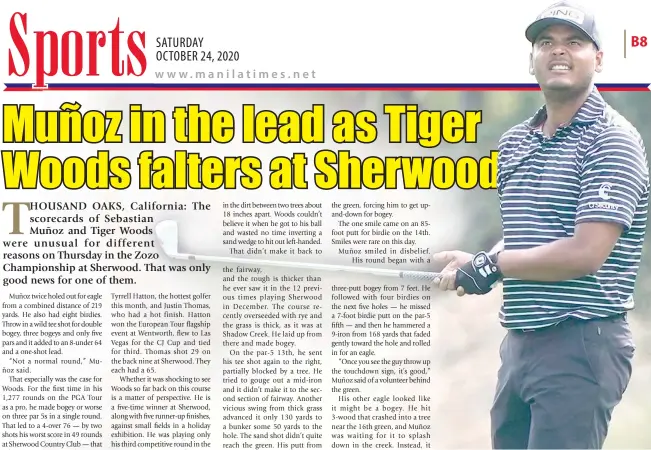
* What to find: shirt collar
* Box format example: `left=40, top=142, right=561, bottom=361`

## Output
left=527, top=86, right=605, bottom=129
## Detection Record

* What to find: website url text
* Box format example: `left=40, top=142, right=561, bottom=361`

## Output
left=154, top=69, right=317, bottom=80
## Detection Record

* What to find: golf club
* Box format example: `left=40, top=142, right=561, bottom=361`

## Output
left=154, top=219, right=442, bottom=282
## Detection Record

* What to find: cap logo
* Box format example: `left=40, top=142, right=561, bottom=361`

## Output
left=541, top=6, right=585, bottom=25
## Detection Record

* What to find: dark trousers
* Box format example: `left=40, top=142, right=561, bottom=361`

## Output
left=490, top=314, right=635, bottom=449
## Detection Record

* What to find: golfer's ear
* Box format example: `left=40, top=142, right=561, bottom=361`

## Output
left=595, top=50, right=604, bottom=73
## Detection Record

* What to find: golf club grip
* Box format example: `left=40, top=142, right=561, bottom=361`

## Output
left=399, top=270, right=440, bottom=282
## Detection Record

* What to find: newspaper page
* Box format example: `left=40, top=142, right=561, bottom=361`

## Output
left=2, top=1, right=651, bottom=449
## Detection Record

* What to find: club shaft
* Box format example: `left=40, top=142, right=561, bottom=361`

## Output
left=168, top=252, right=440, bottom=281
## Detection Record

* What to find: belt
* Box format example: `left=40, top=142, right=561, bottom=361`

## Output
left=510, top=312, right=627, bottom=333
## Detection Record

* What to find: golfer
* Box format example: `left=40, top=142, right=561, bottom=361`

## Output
left=432, top=1, right=649, bottom=448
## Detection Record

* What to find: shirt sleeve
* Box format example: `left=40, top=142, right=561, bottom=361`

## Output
left=576, top=128, right=649, bottom=232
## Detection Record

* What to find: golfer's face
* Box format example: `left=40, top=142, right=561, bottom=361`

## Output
left=531, top=24, right=601, bottom=91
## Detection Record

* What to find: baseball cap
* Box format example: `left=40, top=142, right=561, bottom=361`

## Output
left=525, top=1, right=601, bottom=49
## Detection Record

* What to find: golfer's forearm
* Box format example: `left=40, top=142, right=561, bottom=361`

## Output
left=497, top=238, right=597, bottom=281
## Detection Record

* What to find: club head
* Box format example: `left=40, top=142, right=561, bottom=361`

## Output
left=155, top=220, right=179, bottom=256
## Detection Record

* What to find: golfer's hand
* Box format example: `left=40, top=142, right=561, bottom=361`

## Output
left=431, top=250, right=473, bottom=296
left=455, top=251, right=502, bottom=295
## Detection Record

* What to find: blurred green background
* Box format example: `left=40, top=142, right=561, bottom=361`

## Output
left=356, top=88, right=651, bottom=449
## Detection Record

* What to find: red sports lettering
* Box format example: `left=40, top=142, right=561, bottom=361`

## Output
left=127, top=31, right=147, bottom=76
left=61, top=31, right=83, bottom=76
left=6, top=11, right=147, bottom=89
left=8, top=12, right=29, bottom=77
left=87, top=31, right=107, bottom=77
left=34, top=30, right=58, bottom=88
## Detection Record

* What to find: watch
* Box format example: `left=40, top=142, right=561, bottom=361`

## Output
left=489, top=250, right=504, bottom=280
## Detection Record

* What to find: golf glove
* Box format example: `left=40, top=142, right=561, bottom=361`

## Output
left=455, top=251, right=502, bottom=295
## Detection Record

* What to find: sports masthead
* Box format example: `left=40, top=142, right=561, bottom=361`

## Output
left=7, top=12, right=147, bottom=89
